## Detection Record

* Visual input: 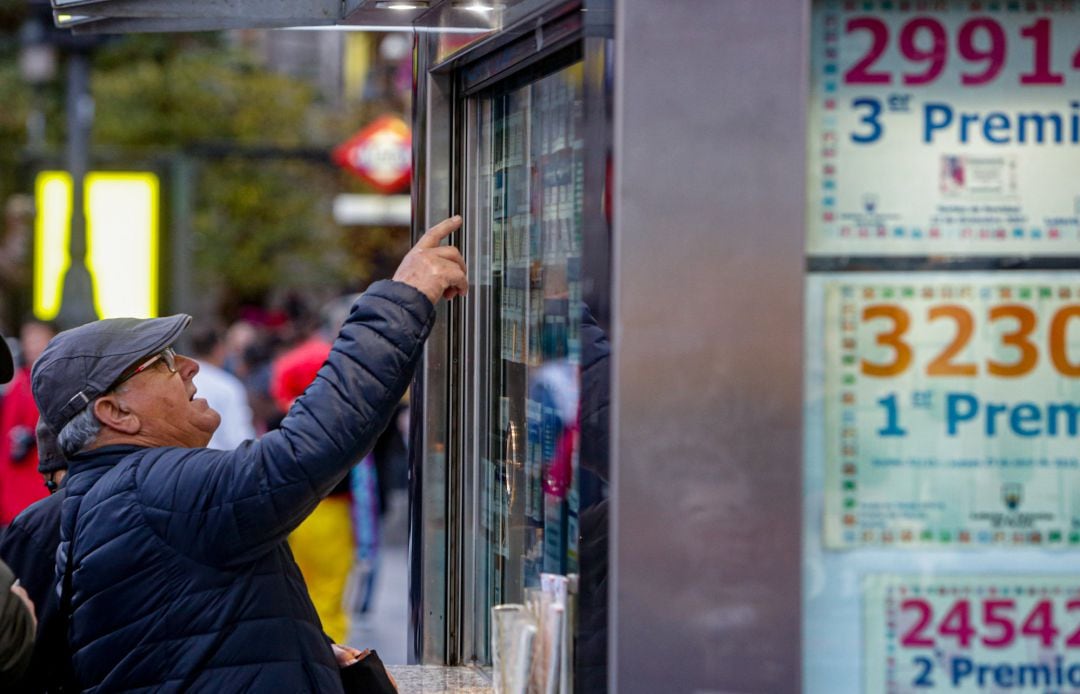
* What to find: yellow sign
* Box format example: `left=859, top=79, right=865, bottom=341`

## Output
left=34, top=171, right=160, bottom=320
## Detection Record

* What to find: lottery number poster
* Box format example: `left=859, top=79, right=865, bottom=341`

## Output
left=823, top=275, right=1080, bottom=549
left=866, top=575, right=1080, bottom=693
left=808, top=0, right=1080, bottom=256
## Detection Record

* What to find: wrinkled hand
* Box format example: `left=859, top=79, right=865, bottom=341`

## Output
left=332, top=643, right=367, bottom=667
left=331, top=644, right=399, bottom=690
left=392, top=216, right=468, bottom=305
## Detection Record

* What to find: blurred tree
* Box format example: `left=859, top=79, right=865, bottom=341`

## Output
left=94, top=37, right=310, bottom=147
left=89, top=34, right=405, bottom=317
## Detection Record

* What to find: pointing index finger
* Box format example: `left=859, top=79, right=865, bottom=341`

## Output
left=416, top=215, right=462, bottom=249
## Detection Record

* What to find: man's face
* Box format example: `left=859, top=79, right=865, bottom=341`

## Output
left=115, top=352, right=221, bottom=448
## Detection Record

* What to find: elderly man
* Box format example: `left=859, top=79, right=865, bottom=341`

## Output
left=30, top=217, right=466, bottom=692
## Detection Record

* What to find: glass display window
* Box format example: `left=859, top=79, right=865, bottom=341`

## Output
left=463, top=59, right=587, bottom=661
left=412, top=4, right=608, bottom=681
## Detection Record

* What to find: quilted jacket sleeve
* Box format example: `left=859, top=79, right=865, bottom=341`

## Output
left=136, top=280, right=435, bottom=567
left=0, top=514, right=55, bottom=612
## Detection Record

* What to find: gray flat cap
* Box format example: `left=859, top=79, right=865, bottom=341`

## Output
left=31, top=314, right=191, bottom=435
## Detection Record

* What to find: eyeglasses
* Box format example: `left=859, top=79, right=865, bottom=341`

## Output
left=112, top=347, right=178, bottom=389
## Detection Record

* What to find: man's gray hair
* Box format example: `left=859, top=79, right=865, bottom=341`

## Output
left=57, top=402, right=102, bottom=459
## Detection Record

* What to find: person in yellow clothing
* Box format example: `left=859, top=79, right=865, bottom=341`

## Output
left=270, top=321, right=355, bottom=642
left=287, top=494, right=354, bottom=641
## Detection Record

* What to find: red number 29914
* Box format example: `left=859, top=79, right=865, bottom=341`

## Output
left=843, top=16, right=1078, bottom=86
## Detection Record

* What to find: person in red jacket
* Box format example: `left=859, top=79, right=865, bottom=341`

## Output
left=0, top=333, right=37, bottom=687
left=0, top=320, right=57, bottom=526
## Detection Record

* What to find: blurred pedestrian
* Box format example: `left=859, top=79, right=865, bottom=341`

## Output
left=0, top=421, right=72, bottom=693
left=371, top=401, right=410, bottom=512
left=0, top=320, right=58, bottom=526
left=0, top=331, right=36, bottom=688
left=190, top=324, right=256, bottom=450
left=222, top=320, right=256, bottom=377
left=241, top=330, right=286, bottom=435
left=348, top=452, right=380, bottom=616
left=31, top=217, right=465, bottom=691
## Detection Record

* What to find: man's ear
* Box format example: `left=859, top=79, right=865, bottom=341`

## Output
left=93, top=394, right=141, bottom=435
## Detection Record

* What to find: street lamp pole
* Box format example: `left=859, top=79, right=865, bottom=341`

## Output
left=56, top=48, right=98, bottom=329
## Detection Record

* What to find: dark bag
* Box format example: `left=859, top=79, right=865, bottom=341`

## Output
left=339, top=650, right=397, bottom=694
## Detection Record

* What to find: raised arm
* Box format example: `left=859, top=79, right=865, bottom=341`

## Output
left=138, top=217, right=466, bottom=566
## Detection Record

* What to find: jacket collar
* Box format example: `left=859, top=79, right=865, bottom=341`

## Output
left=68, top=445, right=148, bottom=477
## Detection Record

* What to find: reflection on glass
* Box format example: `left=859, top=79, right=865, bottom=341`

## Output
left=430, top=1, right=545, bottom=63
left=467, top=61, right=587, bottom=666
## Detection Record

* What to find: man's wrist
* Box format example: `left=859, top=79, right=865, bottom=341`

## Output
left=368, top=279, right=437, bottom=320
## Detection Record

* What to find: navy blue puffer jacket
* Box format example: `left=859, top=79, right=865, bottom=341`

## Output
left=57, top=281, right=434, bottom=693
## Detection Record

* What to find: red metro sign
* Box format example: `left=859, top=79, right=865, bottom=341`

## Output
left=332, top=115, right=412, bottom=194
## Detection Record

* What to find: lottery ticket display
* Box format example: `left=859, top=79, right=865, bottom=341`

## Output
left=865, top=575, right=1080, bottom=692
left=806, top=4, right=1080, bottom=691
left=824, top=275, right=1080, bottom=549
left=808, top=0, right=1080, bottom=256
left=806, top=274, right=1080, bottom=692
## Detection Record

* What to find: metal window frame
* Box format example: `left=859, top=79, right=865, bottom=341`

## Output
left=409, top=0, right=611, bottom=668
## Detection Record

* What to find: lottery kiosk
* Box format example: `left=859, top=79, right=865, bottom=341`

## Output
left=53, top=0, right=1080, bottom=691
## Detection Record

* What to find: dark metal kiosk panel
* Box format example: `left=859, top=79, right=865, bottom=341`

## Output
left=409, top=0, right=808, bottom=689
left=609, top=1, right=806, bottom=691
